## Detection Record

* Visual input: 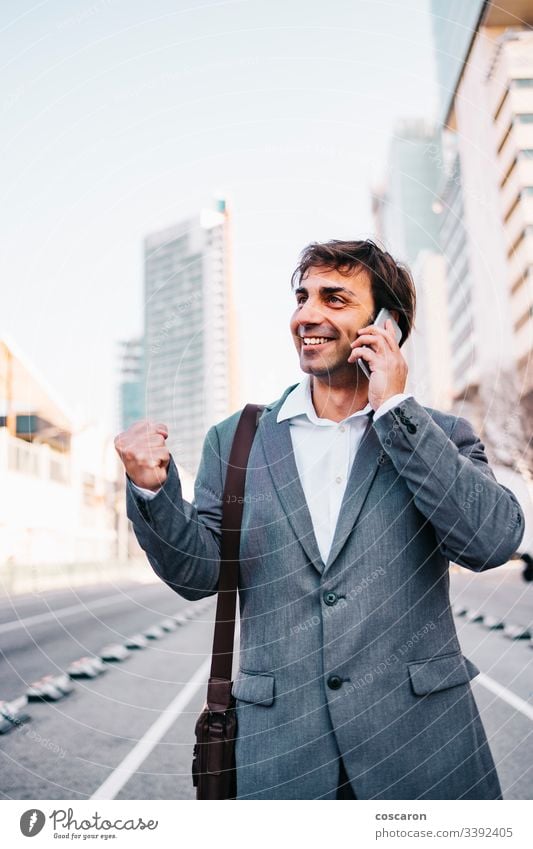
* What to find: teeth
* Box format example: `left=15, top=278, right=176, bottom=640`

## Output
left=303, top=337, right=331, bottom=345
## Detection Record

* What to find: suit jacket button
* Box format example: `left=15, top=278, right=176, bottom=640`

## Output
left=407, top=423, right=417, bottom=434
left=323, top=591, right=338, bottom=606
left=327, top=674, right=343, bottom=690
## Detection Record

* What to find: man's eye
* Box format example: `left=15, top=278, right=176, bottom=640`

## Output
left=328, top=296, right=343, bottom=304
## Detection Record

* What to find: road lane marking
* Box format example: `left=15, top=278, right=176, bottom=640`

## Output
left=476, top=672, right=533, bottom=721
left=90, top=656, right=211, bottom=800
left=0, top=583, right=160, bottom=612
left=0, top=586, right=164, bottom=635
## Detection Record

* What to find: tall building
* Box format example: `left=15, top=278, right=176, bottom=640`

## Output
left=143, top=198, right=238, bottom=476
left=377, top=121, right=442, bottom=265
left=434, top=135, right=477, bottom=400
left=372, top=121, right=453, bottom=409
left=487, top=28, right=533, bottom=424
left=430, top=2, right=485, bottom=405
left=430, top=0, right=533, bottom=442
left=117, top=337, right=144, bottom=432
left=430, top=0, right=486, bottom=125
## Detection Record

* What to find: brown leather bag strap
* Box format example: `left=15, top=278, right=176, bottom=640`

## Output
left=209, top=403, right=265, bottom=685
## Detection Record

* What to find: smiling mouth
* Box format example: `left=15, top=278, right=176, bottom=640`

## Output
left=301, top=337, right=336, bottom=348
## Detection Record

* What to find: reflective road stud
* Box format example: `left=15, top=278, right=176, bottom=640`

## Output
left=27, top=674, right=73, bottom=701
left=0, top=696, right=31, bottom=730
left=143, top=625, right=164, bottom=640
left=124, top=634, right=148, bottom=649
left=159, top=618, right=177, bottom=632
left=67, top=657, right=107, bottom=679
left=172, top=613, right=188, bottom=626
left=504, top=624, right=531, bottom=640
left=483, top=616, right=505, bottom=630
left=99, top=643, right=130, bottom=662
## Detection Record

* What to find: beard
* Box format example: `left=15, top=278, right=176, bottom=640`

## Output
left=300, top=344, right=361, bottom=383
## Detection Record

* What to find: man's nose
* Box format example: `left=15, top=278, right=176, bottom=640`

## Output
left=297, top=298, right=326, bottom=324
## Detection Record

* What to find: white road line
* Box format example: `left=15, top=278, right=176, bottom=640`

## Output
left=0, top=583, right=161, bottom=612
left=90, top=656, right=211, bottom=800
left=0, top=588, right=161, bottom=635
left=476, top=672, right=533, bottom=721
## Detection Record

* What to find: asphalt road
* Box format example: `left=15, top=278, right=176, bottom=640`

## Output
left=0, top=580, right=200, bottom=701
left=450, top=561, right=533, bottom=630
left=0, top=572, right=531, bottom=800
left=0, top=579, right=216, bottom=800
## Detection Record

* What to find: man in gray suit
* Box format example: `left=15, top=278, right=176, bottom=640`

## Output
left=115, top=239, right=525, bottom=800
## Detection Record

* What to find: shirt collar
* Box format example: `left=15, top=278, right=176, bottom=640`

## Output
left=277, top=374, right=374, bottom=426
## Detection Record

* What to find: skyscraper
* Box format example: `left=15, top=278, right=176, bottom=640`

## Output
left=434, top=135, right=477, bottom=400
left=487, top=29, right=533, bottom=426
left=377, top=120, right=442, bottom=266
left=117, top=337, right=144, bottom=432
left=372, top=121, right=453, bottom=409
left=430, top=0, right=486, bottom=125
left=143, top=199, right=238, bottom=476
left=429, top=1, right=484, bottom=405
left=431, top=0, right=533, bottom=440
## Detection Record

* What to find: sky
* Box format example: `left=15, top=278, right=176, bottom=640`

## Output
left=1, top=0, right=438, bottom=435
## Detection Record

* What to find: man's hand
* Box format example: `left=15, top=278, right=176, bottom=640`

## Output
left=114, top=420, right=170, bottom=491
left=347, top=318, right=408, bottom=410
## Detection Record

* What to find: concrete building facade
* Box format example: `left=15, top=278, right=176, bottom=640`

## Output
left=0, top=337, right=119, bottom=572
left=430, top=0, right=533, bottom=470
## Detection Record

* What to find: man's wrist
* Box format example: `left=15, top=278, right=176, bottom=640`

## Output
left=128, top=477, right=163, bottom=500
left=373, top=392, right=414, bottom=421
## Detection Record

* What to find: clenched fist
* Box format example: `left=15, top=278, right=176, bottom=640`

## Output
left=114, top=420, right=170, bottom=491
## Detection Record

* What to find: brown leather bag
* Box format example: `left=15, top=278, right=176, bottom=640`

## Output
left=192, top=403, right=265, bottom=800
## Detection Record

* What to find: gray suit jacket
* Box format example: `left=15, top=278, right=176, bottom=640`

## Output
left=126, top=386, right=525, bottom=800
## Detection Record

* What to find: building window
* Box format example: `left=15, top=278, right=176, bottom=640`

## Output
left=50, top=455, right=70, bottom=484
left=494, top=87, right=509, bottom=122
left=497, top=121, right=513, bottom=155
left=514, top=305, right=533, bottom=333
left=501, top=156, right=518, bottom=189
left=503, top=193, right=521, bottom=223
left=511, top=267, right=532, bottom=296
left=8, top=440, right=40, bottom=477
left=507, top=225, right=533, bottom=259
left=508, top=228, right=525, bottom=258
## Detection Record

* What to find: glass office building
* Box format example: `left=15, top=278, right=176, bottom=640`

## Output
left=117, top=337, right=145, bottom=432
left=378, top=120, right=442, bottom=266
left=143, top=200, right=237, bottom=477
left=430, top=0, right=486, bottom=125
left=372, top=121, right=453, bottom=409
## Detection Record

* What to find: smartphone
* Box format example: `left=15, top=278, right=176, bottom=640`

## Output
left=357, top=307, right=402, bottom=380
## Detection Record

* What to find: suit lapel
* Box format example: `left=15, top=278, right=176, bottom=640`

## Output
left=259, top=386, right=326, bottom=574
left=323, top=415, right=382, bottom=574
left=258, top=385, right=386, bottom=577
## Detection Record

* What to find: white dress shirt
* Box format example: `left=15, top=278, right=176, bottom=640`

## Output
left=130, top=377, right=412, bottom=564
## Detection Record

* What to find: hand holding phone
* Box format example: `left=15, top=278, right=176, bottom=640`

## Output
left=355, top=308, right=402, bottom=380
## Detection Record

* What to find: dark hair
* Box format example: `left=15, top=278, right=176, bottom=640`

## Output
left=290, top=239, right=416, bottom=346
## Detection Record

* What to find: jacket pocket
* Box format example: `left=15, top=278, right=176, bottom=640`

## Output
left=231, top=669, right=275, bottom=706
left=407, top=651, right=480, bottom=696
